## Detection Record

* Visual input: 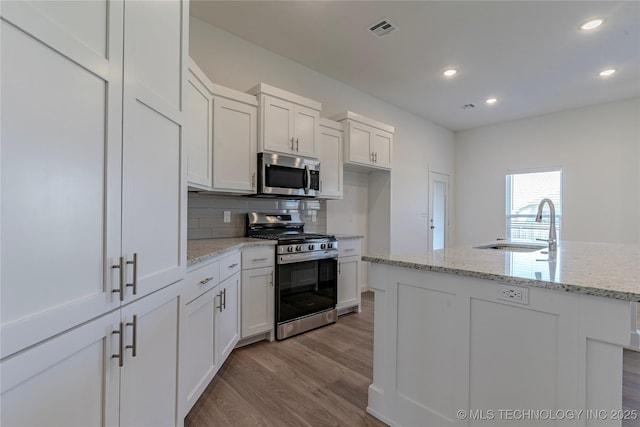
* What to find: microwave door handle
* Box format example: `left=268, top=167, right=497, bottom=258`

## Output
left=303, top=165, right=310, bottom=194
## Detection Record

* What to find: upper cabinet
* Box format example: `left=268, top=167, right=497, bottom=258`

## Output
left=247, top=83, right=321, bottom=158
left=186, top=59, right=258, bottom=194
left=0, top=0, right=187, bottom=358
left=317, top=118, right=343, bottom=199
left=331, top=111, right=394, bottom=171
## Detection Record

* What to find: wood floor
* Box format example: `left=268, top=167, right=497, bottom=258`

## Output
left=186, top=292, right=640, bottom=427
left=185, top=292, right=386, bottom=426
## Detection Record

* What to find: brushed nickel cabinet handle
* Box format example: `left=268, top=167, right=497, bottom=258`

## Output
left=252, top=257, right=268, bottom=262
left=217, top=291, right=223, bottom=313
left=251, top=172, right=256, bottom=188
left=199, top=276, right=214, bottom=285
left=345, top=248, right=356, bottom=252
left=296, top=138, right=299, bottom=152
left=375, top=152, right=378, bottom=162
left=270, top=271, right=273, bottom=287
left=126, top=253, right=137, bottom=295
left=291, top=137, right=295, bottom=151
left=222, top=288, right=227, bottom=310
left=125, top=315, right=137, bottom=357
left=338, top=261, right=341, bottom=275
left=228, top=263, right=238, bottom=269
left=112, top=322, right=124, bottom=367
left=112, top=257, right=125, bottom=302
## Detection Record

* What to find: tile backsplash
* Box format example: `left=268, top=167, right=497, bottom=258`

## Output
left=188, top=192, right=327, bottom=239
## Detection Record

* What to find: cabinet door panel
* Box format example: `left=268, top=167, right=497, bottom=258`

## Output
left=218, top=272, right=240, bottom=362
left=120, top=285, right=181, bottom=427
left=121, top=0, right=187, bottom=301
left=241, top=267, right=274, bottom=338
left=0, top=1, right=123, bottom=357
left=213, top=97, right=257, bottom=192
left=183, top=288, right=217, bottom=413
left=318, top=126, right=343, bottom=199
left=338, top=256, right=360, bottom=310
left=347, top=122, right=373, bottom=165
left=0, top=311, right=120, bottom=427
left=262, top=95, right=293, bottom=154
left=122, top=101, right=183, bottom=298
left=124, top=0, right=182, bottom=110
left=186, top=75, right=213, bottom=189
left=373, top=130, right=392, bottom=169
left=293, top=105, right=319, bottom=157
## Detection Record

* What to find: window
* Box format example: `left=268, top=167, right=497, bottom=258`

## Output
left=506, top=169, right=562, bottom=241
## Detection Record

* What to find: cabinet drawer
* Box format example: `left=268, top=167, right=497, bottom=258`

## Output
left=219, top=251, right=241, bottom=281
left=184, top=260, right=219, bottom=304
left=242, top=246, right=275, bottom=269
left=338, top=239, right=361, bottom=257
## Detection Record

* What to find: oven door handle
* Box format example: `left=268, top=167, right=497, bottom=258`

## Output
left=277, top=251, right=338, bottom=264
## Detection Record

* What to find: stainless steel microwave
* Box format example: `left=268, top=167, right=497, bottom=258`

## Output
left=257, top=153, right=320, bottom=197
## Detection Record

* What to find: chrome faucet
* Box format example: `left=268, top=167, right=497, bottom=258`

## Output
left=535, top=198, right=557, bottom=252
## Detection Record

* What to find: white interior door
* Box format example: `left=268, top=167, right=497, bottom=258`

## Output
left=429, top=172, right=449, bottom=251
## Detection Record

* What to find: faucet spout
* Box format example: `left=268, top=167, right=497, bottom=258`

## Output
left=535, top=198, right=557, bottom=252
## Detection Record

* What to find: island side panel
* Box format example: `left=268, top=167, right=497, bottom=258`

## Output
left=366, top=261, right=630, bottom=427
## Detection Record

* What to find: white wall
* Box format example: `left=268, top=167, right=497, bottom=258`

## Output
left=455, top=97, right=640, bottom=246
left=189, top=17, right=455, bottom=254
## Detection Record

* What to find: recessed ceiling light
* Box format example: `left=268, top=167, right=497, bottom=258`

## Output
left=580, top=18, right=604, bottom=31
left=443, top=69, right=457, bottom=77
left=485, top=97, right=498, bottom=105
left=599, top=68, right=616, bottom=77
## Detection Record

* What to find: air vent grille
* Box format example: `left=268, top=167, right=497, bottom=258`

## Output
left=461, top=103, right=476, bottom=110
left=369, top=19, right=397, bottom=38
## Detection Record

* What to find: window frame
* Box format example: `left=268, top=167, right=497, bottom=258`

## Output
left=505, top=167, right=562, bottom=241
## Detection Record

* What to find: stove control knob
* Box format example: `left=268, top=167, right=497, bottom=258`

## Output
left=287, top=246, right=294, bottom=253
left=320, top=243, right=327, bottom=249
left=308, top=244, right=314, bottom=250
left=329, top=242, right=335, bottom=249
left=296, top=245, right=302, bottom=252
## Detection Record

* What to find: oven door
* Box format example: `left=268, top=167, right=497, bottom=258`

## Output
left=259, top=153, right=319, bottom=197
left=276, top=256, right=337, bottom=324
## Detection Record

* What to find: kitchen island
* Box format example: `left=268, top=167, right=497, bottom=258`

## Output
left=363, top=241, right=640, bottom=426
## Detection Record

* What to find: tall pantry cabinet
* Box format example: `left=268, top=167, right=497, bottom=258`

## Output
left=0, top=1, right=188, bottom=426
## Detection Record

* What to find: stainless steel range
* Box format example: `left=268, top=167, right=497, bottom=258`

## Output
left=247, top=213, right=338, bottom=340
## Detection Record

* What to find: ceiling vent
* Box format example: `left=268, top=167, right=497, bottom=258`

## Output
left=369, top=19, right=397, bottom=38
left=460, top=103, right=476, bottom=110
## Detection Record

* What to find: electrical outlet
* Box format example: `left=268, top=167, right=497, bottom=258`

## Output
left=223, top=211, right=231, bottom=223
left=497, top=285, right=529, bottom=305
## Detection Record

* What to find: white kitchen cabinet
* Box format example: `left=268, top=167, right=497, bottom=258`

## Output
left=317, top=118, right=344, bottom=199
left=186, top=59, right=258, bottom=193
left=1, top=0, right=187, bottom=425
left=337, top=238, right=362, bottom=314
left=331, top=111, right=394, bottom=171
left=0, top=283, right=181, bottom=427
left=180, top=253, right=240, bottom=417
left=0, top=0, right=187, bottom=359
left=119, top=284, right=182, bottom=427
left=216, top=271, right=240, bottom=364
left=247, top=83, right=321, bottom=158
left=241, top=246, right=275, bottom=340
left=0, top=310, right=121, bottom=427
left=186, top=65, right=214, bottom=189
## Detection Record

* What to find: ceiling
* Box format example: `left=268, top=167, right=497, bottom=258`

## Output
left=190, top=1, right=640, bottom=131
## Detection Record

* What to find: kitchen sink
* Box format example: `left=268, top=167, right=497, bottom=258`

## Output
left=474, top=242, right=546, bottom=252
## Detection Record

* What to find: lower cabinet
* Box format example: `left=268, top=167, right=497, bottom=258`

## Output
left=240, top=246, right=275, bottom=340
left=180, top=254, right=240, bottom=417
left=337, top=238, right=362, bottom=314
left=0, top=282, right=181, bottom=427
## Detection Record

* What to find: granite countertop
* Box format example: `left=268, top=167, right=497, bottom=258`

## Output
left=187, top=238, right=276, bottom=266
left=363, top=241, right=640, bottom=302
left=333, top=234, right=364, bottom=240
